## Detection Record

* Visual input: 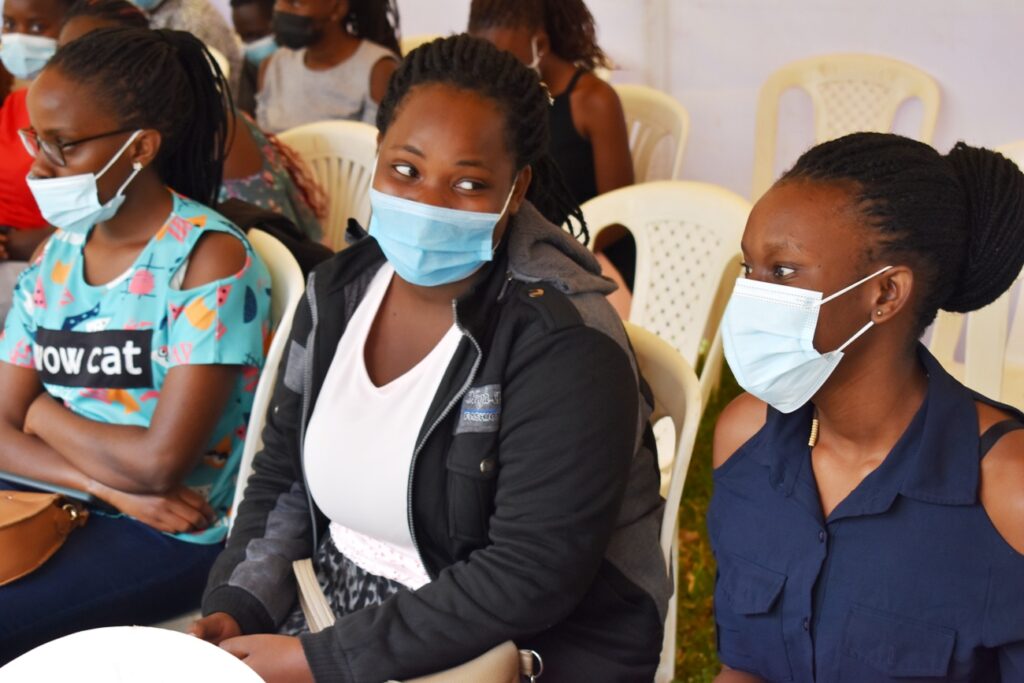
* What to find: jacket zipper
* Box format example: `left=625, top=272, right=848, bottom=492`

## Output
left=298, top=272, right=321, bottom=561
left=406, top=299, right=483, bottom=577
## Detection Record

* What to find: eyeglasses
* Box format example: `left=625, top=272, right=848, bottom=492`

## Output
left=18, top=127, right=136, bottom=168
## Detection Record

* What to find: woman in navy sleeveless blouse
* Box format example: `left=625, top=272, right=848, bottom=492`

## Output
left=709, top=133, right=1024, bottom=683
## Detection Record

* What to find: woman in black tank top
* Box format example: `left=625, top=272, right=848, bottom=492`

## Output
left=469, top=0, right=636, bottom=312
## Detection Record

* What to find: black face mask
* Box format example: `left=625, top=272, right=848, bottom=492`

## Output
left=272, top=11, right=320, bottom=49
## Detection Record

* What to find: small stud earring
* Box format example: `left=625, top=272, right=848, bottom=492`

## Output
left=133, top=161, right=142, bottom=171
left=876, top=310, right=884, bottom=317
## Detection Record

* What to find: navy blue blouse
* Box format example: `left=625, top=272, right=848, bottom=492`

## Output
left=708, top=347, right=1024, bottom=682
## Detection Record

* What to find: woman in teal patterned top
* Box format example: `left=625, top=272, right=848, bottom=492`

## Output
left=0, top=28, right=271, bottom=663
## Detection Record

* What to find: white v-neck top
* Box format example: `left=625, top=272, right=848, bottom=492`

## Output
left=303, top=264, right=461, bottom=589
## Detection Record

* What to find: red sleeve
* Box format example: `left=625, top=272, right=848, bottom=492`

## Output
left=0, top=89, right=47, bottom=230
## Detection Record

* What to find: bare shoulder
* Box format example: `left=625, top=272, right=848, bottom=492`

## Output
left=369, top=56, right=398, bottom=104
left=575, top=72, right=624, bottom=117
left=713, top=392, right=768, bottom=469
left=180, top=231, right=248, bottom=290
left=977, top=402, right=1024, bottom=555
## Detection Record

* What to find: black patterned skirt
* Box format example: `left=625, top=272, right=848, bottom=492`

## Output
left=278, top=533, right=406, bottom=635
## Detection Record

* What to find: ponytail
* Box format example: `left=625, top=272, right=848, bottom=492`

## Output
left=942, top=143, right=1024, bottom=313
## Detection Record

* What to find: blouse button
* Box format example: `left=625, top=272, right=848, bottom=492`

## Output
left=818, top=530, right=826, bottom=543
left=803, top=618, right=810, bottom=631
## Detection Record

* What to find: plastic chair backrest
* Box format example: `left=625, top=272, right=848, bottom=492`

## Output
left=206, top=45, right=230, bottom=79
left=400, top=34, right=441, bottom=56
left=278, top=120, right=378, bottom=251
left=582, top=181, right=748, bottom=405
left=229, top=230, right=305, bottom=528
left=927, top=141, right=1024, bottom=408
left=753, top=53, right=940, bottom=198
left=613, top=84, right=690, bottom=182
left=623, top=322, right=701, bottom=683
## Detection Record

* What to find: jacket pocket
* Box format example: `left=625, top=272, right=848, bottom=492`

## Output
left=446, top=435, right=498, bottom=544
left=714, top=552, right=792, bottom=682
left=839, top=604, right=955, bottom=681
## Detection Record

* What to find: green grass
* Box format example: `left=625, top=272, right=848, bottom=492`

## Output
left=672, top=370, right=742, bottom=682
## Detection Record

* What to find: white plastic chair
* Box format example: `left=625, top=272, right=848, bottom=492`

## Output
left=582, top=181, right=748, bottom=412
left=278, top=120, right=378, bottom=251
left=623, top=322, right=702, bottom=683
left=156, top=230, right=305, bottom=633
left=928, top=267, right=1024, bottom=409
left=614, top=84, right=690, bottom=182
left=206, top=45, right=230, bottom=79
left=400, top=34, right=440, bottom=57
left=228, top=230, right=306, bottom=524
left=753, top=53, right=941, bottom=198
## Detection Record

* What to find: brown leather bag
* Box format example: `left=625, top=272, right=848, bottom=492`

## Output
left=0, top=491, right=88, bottom=586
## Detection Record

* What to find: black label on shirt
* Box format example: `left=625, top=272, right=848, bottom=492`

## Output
left=33, top=328, right=154, bottom=388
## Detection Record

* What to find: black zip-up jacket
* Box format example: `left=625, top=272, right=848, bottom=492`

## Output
left=202, top=203, right=671, bottom=681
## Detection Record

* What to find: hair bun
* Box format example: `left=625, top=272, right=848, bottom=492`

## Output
left=942, top=142, right=1024, bottom=313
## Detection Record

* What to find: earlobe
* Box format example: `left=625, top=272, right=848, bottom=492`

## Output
left=510, top=166, right=533, bottom=215
left=133, top=130, right=162, bottom=169
left=874, top=267, right=914, bottom=321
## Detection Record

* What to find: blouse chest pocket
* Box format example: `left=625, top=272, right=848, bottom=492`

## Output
left=445, top=434, right=499, bottom=545
left=839, top=605, right=956, bottom=681
left=714, top=552, right=793, bottom=682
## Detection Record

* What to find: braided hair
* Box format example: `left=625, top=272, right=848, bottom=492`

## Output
left=345, top=0, right=400, bottom=56
left=47, top=27, right=232, bottom=206
left=62, top=0, right=149, bottom=30
left=377, top=34, right=588, bottom=242
left=781, top=132, right=1024, bottom=333
left=468, top=0, right=610, bottom=71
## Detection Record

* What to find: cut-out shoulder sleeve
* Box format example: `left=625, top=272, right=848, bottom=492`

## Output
left=180, top=231, right=248, bottom=290
left=165, top=231, right=270, bottom=369
left=979, top=428, right=1024, bottom=555
left=713, top=392, right=768, bottom=469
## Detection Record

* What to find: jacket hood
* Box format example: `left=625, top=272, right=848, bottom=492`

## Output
left=505, top=202, right=617, bottom=298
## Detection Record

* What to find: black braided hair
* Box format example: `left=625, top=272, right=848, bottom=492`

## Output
left=47, top=27, right=232, bottom=206
left=62, top=0, right=148, bottom=30
left=468, top=0, right=610, bottom=71
left=345, top=0, right=400, bottom=56
left=781, top=132, right=1024, bottom=333
left=376, top=34, right=588, bottom=242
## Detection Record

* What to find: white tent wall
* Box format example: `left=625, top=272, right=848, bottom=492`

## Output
left=203, top=0, right=1021, bottom=198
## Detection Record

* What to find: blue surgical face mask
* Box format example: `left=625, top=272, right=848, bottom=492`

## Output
left=0, top=33, right=57, bottom=81
left=721, top=265, right=892, bottom=413
left=26, top=130, right=144, bottom=235
left=244, top=34, right=277, bottom=66
left=367, top=180, right=517, bottom=287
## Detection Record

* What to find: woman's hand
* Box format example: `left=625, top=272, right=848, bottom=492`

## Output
left=220, top=635, right=315, bottom=683
left=189, top=612, right=242, bottom=645
left=98, top=483, right=215, bottom=533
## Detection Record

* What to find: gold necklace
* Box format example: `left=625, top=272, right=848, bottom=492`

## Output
left=808, top=413, right=820, bottom=448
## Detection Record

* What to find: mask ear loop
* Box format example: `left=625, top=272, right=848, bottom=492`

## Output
left=821, top=265, right=894, bottom=354
left=820, top=265, right=893, bottom=305
left=489, top=172, right=521, bottom=258
left=95, top=129, right=144, bottom=182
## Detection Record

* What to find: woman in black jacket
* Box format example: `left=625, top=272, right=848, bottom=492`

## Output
left=192, top=35, right=670, bottom=682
